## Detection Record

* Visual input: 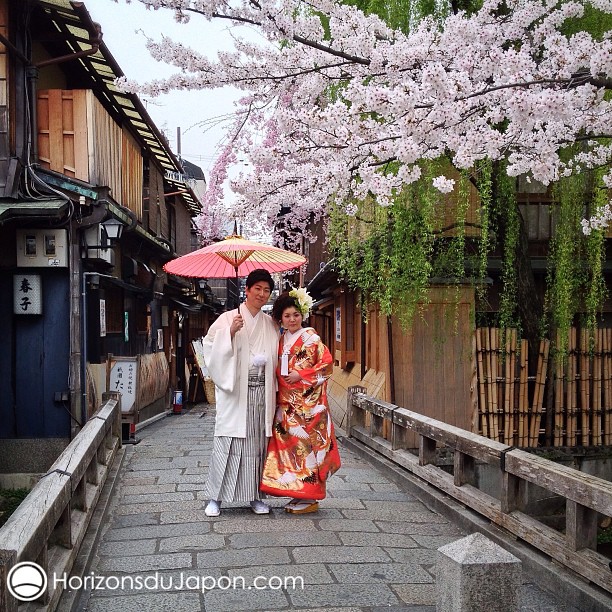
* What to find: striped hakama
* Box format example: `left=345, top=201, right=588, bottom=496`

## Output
left=205, top=367, right=268, bottom=502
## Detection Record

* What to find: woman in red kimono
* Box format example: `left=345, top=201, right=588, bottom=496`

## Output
left=260, top=289, right=341, bottom=514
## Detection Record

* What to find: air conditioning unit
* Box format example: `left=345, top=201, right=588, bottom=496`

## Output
left=16, top=229, right=68, bottom=268
left=82, top=225, right=116, bottom=266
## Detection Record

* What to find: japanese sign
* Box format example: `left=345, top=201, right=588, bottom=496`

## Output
left=100, top=299, right=106, bottom=337
left=109, top=358, right=138, bottom=413
left=13, top=274, right=42, bottom=315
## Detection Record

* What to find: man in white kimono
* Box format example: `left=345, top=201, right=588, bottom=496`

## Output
left=202, top=269, right=280, bottom=516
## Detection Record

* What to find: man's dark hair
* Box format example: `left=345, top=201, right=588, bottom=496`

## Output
left=271, top=291, right=300, bottom=323
left=245, top=268, right=274, bottom=291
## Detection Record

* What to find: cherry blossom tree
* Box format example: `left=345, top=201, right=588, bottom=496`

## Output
left=117, top=0, right=612, bottom=239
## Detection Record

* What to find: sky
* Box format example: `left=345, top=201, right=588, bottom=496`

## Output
left=83, top=0, right=248, bottom=181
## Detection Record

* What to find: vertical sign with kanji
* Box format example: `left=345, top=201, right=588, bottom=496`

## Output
left=108, top=357, right=138, bottom=413
left=13, top=274, right=42, bottom=315
left=100, top=299, right=106, bottom=337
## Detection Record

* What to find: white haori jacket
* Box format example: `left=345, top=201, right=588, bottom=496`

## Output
left=202, top=305, right=279, bottom=438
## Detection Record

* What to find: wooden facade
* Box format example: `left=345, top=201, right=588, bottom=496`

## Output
left=0, top=0, right=207, bottom=480
left=310, top=284, right=474, bottom=438
left=37, top=89, right=145, bottom=219
left=391, top=286, right=475, bottom=446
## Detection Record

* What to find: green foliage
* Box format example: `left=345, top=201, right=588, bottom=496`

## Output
left=584, top=170, right=608, bottom=333
left=544, top=166, right=608, bottom=358
left=598, top=525, right=612, bottom=545
left=326, top=0, right=610, bottom=346
left=330, top=186, right=432, bottom=327
left=329, top=161, right=490, bottom=329
left=496, top=168, right=520, bottom=331
left=474, top=160, right=492, bottom=305
left=343, top=0, right=457, bottom=33
left=561, top=4, right=612, bottom=40
left=0, top=488, right=30, bottom=527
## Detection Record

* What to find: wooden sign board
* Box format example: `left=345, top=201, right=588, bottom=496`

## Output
left=191, top=337, right=209, bottom=379
left=189, top=338, right=209, bottom=403
left=107, top=355, right=139, bottom=415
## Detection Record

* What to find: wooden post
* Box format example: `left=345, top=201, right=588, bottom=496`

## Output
left=36, top=545, right=50, bottom=605
left=566, top=500, right=598, bottom=552
left=73, top=476, right=87, bottom=512
left=87, top=454, right=100, bottom=487
left=509, top=329, right=517, bottom=445
left=54, top=505, right=73, bottom=549
left=370, top=411, right=385, bottom=439
left=102, top=390, right=122, bottom=448
left=501, top=472, right=527, bottom=514
left=0, top=550, right=18, bottom=612
left=454, top=451, right=475, bottom=487
left=347, top=385, right=367, bottom=434
left=419, top=435, right=436, bottom=466
left=391, top=421, right=408, bottom=450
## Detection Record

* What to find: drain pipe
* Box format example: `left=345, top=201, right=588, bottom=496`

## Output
left=26, top=65, right=39, bottom=162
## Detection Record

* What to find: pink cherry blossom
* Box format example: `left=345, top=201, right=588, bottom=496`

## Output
left=116, top=0, right=612, bottom=237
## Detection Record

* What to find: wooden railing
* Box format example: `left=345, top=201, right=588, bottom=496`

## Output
left=347, top=386, right=612, bottom=594
left=0, top=394, right=122, bottom=611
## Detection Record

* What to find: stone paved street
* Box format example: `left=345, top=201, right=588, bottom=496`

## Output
left=65, top=403, right=583, bottom=611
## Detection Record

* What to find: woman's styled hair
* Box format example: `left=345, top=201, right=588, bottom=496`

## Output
left=271, top=291, right=300, bottom=323
left=245, top=268, right=274, bottom=291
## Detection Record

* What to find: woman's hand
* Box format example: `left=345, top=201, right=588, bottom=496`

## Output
left=283, top=370, right=301, bottom=384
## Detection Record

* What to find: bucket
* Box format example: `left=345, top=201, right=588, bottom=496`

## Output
left=172, top=390, right=183, bottom=414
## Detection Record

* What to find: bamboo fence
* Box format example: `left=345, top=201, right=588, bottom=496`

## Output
left=473, top=327, right=612, bottom=447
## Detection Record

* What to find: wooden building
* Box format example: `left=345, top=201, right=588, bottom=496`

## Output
left=0, top=0, right=217, bottom=484
left=303, top=176, right=612, bottom=451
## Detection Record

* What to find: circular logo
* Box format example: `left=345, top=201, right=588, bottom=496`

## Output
left=7, top=561, right=47, bottom=602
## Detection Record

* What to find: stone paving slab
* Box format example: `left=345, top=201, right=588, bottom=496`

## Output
left=226, top=564, right=334, bottom=585
left=69, top=403, right=585, bottom=612
left=203, top=586, right=289, bottom=611
left=228, top=531, right=342, bottom=549
left=327, top=562, right=433, bottom=584
left=159, top=534, right=226, bottom=552
left=289, top=583, right=400, bottom=608
left=104, top=522, right=211, bottom=541
left=336, top=532, right=418, bottom=548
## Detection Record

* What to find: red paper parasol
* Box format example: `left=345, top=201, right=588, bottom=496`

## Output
left=163, top=235, right=306, bottom=279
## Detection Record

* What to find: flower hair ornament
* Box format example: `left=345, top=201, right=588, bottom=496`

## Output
left=289, top=286, right=313, bottom=318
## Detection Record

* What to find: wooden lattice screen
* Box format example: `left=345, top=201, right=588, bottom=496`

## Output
left=473, top=327, right=612, bottom=448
